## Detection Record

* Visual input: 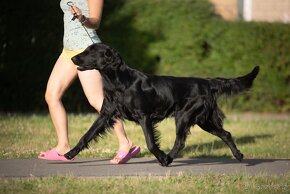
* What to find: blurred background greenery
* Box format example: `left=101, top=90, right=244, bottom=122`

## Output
left=1, top=0, right=289, bottom=112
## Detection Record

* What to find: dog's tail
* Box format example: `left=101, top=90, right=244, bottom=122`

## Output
left=210, top=66, right=260, bottom=97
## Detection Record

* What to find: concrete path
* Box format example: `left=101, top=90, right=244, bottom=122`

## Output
left=0, top=158, right=289, bottom=178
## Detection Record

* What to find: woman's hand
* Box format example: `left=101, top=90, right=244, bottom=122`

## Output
left=69, top=6, right=86, bottom=23
left=70, top=5, right=82, bottom=16
left=69, top=0, right=103, bottom=29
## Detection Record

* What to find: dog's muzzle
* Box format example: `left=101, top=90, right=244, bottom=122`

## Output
left=77, top=66, right=86, bottom=71
left=77, top=66, right=90, bottom=71
left=77, top=64, right=96, bottom=71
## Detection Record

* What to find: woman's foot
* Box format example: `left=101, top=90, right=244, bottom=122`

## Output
left=110, top=146, right=141, bottom=164
left=38, top=148, right=73, bottom=161
left=38, top=145, right=71, bottom=161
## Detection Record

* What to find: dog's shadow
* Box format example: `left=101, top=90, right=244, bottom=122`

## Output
left=180, top=134, right=273, bottom=155
left=172, top=134, right=274, bottom=167
left=168, top=158, right=283, bottom=167
left=136, top=134, right=272, bottom=157
left=134, top=134, right=274, bottom=167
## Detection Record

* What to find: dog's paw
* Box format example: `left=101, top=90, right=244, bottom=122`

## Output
left=166, top=155, right=173, bottom=165
left=64, top=150, right=75, bottom=160
left=64, top=147, right=82, bottom=160
left=234, top=151, right=244, bottom=162
left=159, top=155, right=173, bottom=167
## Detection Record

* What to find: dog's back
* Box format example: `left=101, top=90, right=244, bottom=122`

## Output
left=113, top=66, right=259, bottom=123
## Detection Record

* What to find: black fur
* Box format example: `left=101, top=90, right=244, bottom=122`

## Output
left=65, top=43, right=260, bottom=166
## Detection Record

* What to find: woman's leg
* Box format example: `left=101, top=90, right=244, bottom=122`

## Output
left=77, top=69, right=133, bottom=152
left=44, top=55, right=78, bottom=155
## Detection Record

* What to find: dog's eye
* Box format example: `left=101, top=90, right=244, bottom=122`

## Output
left=104, top=53, right=114, bottom=64
left=105, top=49, right=113, bottom=58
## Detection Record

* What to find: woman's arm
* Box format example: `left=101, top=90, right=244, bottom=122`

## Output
left=71, top=0, right=104, bottom=30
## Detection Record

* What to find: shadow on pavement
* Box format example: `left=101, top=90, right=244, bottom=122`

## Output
left=169, top=158, right=288, bottom=167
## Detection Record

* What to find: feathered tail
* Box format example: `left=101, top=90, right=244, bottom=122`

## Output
left=210, top=66, right=260, bottom=97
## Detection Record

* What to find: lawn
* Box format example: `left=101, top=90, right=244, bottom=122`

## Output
left=0, top=174, right=289, bottom=194
left=0, top=112, right=289, bottom=193
left=0, top=112, right=289, bottom=159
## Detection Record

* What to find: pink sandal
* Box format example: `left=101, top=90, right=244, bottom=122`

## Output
left=38, top=148, right=73, bottom=161
left=110, top=146, right=141, bottom=164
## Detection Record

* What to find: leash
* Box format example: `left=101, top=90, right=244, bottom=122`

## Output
left=67, top=1, right=95, bottom=44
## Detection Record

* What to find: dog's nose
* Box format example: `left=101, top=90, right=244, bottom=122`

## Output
left=71, top=56, right=79, bottom=65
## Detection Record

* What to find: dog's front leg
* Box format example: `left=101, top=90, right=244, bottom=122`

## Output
left=64, top=113, right=116, bottom=160
left=139, top=117, right=171, bottom=166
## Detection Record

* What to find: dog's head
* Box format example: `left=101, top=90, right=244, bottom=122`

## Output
left=72, top=43, right=123, bottom=71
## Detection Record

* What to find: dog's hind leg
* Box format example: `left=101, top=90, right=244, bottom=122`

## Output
left=167, top=98, right=206, bottom=163
left=167, top=112, right=200, bottom=163
left=139, top=117, right=170, bottom=166
left=198, top=115, right=244, bottom=161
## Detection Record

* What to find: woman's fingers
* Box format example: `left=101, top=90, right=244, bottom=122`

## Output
left=71, top=6, right=82, bottom=15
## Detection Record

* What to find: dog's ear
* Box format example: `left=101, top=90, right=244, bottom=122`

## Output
left=104, top=48, right=122, bottom=67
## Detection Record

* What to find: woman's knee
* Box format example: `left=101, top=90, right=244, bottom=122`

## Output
left=45, top=88, right=62, bottom=106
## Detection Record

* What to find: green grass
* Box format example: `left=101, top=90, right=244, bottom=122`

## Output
left=0, top=174, right=289, bottom=194
left=0, top=113, right=289, bottom=194
left=0, top=113, right=289, bottom=159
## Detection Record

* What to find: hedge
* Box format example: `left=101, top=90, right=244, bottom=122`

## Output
left=1, top=0, right=289, bottom=112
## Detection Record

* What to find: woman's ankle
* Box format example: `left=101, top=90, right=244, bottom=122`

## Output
left=118, top=138, right=133, bottom=152
left=55, top=144, right=70, bottom=155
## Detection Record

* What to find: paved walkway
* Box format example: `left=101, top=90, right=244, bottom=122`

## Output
left=0, top=158, right=289, bottom=177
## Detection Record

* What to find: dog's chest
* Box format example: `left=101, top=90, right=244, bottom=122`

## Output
left=111, top=91, right=146, bottom=121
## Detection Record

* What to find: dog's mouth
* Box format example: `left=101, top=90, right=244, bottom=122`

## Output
left=77, top=66, right=93, bottom=71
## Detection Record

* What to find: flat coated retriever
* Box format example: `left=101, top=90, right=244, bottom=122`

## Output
left=65, top=43, right=260, bottom=166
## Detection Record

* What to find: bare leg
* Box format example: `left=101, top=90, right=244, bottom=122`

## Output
left=77, top=70, right=133, bottom=154
left=113, top=120, right=133, bottom=151
left=44, top=55, right=78, bottom=155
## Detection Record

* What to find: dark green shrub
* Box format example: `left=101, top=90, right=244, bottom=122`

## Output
left=1, top=0, right=289, bottom=112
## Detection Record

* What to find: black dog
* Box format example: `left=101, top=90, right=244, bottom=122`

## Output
left=65, top=43, right=259, bottom=166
